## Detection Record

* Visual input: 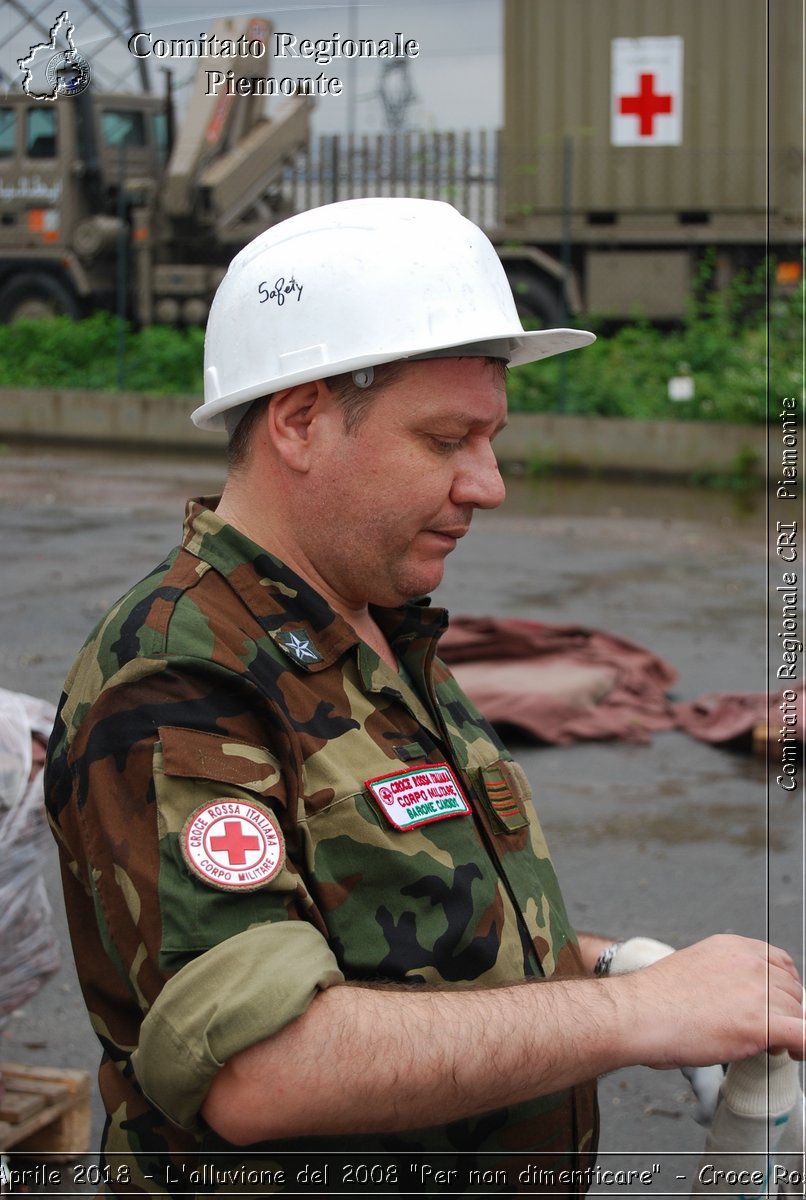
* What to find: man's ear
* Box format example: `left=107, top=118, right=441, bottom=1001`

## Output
left=266, top=378, right=334, bottom=472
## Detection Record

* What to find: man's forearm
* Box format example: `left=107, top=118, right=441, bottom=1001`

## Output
left=200, top=934, right=804, bottom=1146
left=201, top=973, right=620, bottom=1145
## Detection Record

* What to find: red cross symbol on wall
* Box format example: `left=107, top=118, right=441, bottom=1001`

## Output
left=210, top=820, right=261, bottom=865
left=619, top=72, right=673, bottom=136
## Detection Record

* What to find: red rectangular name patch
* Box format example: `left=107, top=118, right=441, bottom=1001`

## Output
left=364, top=762, right=471, bottom=831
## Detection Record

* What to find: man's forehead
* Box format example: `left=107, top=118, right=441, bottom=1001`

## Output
left=385, top=356, right=508, bottom=414
left=388, top=355, right=506, bottom=389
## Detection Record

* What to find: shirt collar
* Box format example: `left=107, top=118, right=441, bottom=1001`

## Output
left=181, top=497, right=448, bottom=672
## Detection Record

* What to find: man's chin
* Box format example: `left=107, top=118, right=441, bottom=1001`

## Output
left=384, top=561, right=447, bottom=607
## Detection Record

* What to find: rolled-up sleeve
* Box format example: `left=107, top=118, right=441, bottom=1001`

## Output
left=132, top=920, right=344, bottom=1130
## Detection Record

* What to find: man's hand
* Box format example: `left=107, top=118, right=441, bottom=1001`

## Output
left=609, top=935, right=805, bottom=1070
left=602, top=935, right=724, bottom=1123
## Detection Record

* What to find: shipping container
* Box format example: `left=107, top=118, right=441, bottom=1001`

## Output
left=495, top=0, right=802, bottom=319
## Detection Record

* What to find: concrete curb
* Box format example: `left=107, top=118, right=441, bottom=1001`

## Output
left=0, top=387, right=768, bottom=478
left=496, top=412, right=766, bottom=478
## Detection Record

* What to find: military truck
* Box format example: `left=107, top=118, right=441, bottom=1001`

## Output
left=0, top=16, right=311, bottom=324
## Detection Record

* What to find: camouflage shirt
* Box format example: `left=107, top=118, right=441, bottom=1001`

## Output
left=45, top=498, right=598, bottom=1196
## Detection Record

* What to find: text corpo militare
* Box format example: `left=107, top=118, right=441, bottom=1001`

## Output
left=127, top=30, right=420, bottom=97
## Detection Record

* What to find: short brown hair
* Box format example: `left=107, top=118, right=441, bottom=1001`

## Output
left=226, top=362, right=410, bottom=470
left=227, top=395, right=270, bottom=470
left=226, top=357, right=506, bottom=470
left=325, top=361, right=411, bottom=434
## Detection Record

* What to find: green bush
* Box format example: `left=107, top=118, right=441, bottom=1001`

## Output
left=0, top=267, right=800, bottom=425
left=0, top=312, right=204, bottom=395
left=508, top=266, right=802, bottom=424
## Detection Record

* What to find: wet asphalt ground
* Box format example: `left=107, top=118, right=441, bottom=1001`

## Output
left=0, top=444, right=801, bottom=1197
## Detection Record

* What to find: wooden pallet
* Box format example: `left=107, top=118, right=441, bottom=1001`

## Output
left=0, top=1064, right=91, bottom=1159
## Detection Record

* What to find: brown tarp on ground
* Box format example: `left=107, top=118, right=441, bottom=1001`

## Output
left=440, top=616, right=792, bottom=747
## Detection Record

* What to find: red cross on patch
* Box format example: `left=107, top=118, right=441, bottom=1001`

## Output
left=209, top=819, right=261, bottom=865
left=181, top=799, right=285, bottom=891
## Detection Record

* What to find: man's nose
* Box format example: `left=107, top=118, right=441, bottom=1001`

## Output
left=451, top=441, right=507, bottom=510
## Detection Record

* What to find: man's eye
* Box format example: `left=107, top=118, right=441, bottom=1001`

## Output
left=431, top=437, right=464, bottom=453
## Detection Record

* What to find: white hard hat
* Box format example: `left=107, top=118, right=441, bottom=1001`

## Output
left=193, top=197, right=595, bottom=432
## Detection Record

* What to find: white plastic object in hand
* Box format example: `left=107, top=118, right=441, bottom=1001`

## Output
left=607, top=936, right=675, bottom=974
left=775, top=1085, right=805, bottom=1198
left=690, top=1051, right=804, bottom=1197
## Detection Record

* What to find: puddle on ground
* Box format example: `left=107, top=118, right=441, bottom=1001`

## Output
left=547, top=799, right=786, bottom=852
left=499, top=471, right=764, bottom=526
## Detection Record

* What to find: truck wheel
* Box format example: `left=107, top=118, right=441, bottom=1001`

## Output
left=0, top=273, right=82, bottom=322
left=504, top=269, right=564, bottom=325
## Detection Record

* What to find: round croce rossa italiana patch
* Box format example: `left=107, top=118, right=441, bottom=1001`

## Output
left=181, top=798, right=285, bottom=891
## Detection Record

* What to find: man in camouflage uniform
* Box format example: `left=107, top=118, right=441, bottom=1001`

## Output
left=45, top=200, right=804, bottom=1196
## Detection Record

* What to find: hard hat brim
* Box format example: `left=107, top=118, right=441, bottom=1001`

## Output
left=192, top=327, right=595, bottom=432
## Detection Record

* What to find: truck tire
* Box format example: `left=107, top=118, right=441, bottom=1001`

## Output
left=504, top=268, right=564, bottom=326
left=0, top=273, right=82, bottom=322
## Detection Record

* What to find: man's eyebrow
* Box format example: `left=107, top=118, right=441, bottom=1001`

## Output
left=428, top=411, right=509, bottom=434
